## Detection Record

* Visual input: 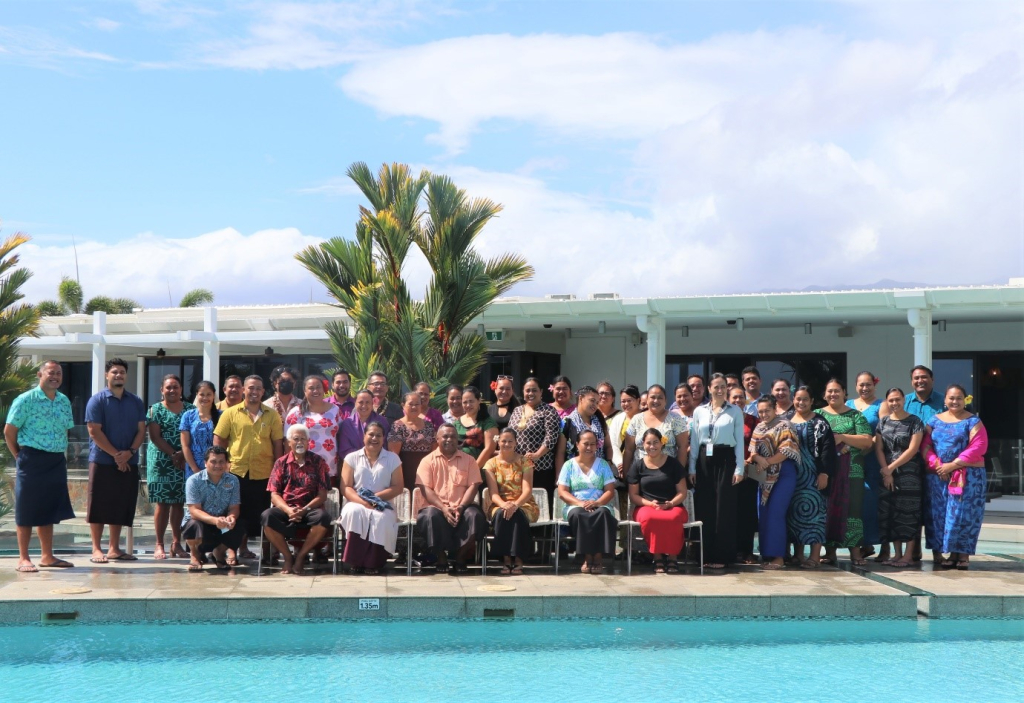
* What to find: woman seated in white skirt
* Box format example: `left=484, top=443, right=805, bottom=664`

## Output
left=339, top=421, right=404, bottom=574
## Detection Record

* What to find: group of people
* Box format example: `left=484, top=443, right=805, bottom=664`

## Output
left=6, top=357, right=988, bottom=576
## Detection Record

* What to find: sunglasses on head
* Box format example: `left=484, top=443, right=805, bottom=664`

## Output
left=496, top=375, right=513, bottom=381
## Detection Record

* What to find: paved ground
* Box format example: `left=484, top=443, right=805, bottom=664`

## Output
left=1, top=550, right=1020, bottom=623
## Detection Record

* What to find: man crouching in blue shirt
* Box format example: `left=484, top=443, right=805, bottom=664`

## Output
left=182, top=446, right=243, bottom=571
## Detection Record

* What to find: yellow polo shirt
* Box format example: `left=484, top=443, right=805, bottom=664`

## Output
left=213, top=403, right=283, bottom=480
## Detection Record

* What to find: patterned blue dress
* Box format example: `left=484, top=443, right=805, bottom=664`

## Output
left=847, top=399, right=881, bottom=546
left=178, top=407, right=217, bottom=478
left=925, top=415, right=987, bottom=555
left=788, top=415, right=836, bottom=546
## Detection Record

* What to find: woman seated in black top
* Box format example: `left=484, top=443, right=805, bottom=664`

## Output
left=626, top=428, right=689, bottom=573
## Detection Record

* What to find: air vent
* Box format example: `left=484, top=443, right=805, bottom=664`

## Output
left=545, top=294, right=576, bottom=301
left=589, top=292, right=620, bottom=300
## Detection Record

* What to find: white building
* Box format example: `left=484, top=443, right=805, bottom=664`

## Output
left=19, top=281, right=1024, bottom=493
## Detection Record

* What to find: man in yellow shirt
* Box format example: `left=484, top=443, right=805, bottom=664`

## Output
left=216, top=375, right=243, bottom=411
left=214, top=375, right=283, bottom=560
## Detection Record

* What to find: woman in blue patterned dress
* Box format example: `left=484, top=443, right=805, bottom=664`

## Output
left=921, top=384, right=988, bottom=570
left=180, top=381, right=220, bottom=479
left=787, top=386, right=836, bottom=567
left=847, top=371, right=887, bottom=560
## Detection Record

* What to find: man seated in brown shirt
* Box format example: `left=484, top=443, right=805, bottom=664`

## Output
left=415, top=424, right=486, bottom=574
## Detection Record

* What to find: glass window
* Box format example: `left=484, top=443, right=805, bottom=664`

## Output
left=934, top=358, right=974, bottom=401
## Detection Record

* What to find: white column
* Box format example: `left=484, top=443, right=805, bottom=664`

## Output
left=636, top=315, right=666, bottom=388
left=906, top=308, right=933, bottom=369
left=203, top=306, right=220, bottom=389
left=91, top=312, right=107, bottom=394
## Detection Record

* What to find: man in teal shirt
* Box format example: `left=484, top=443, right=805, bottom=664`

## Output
left=904, top=365, right=945, bottom=422
left=3, top=361, right=76, bottom=572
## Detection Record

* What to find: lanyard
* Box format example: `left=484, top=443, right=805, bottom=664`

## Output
left=706, top=405, right=728, bottom=445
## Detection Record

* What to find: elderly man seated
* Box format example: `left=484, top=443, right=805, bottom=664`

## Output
left=260, top=423, right=332, bottom=575
left=181, top=446, right=243, bottom=571
left=415, top=423, right=487, bottom=574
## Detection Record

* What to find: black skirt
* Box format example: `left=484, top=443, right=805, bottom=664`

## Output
left=694, top=444, right=739, bottom=565
left=491, top=509, right=533, bottom=558
left=567, top=507, right=617, bottom=555
left=87, top=461, right=139, bottom=527
left=15, top=447, right=75, bottom=527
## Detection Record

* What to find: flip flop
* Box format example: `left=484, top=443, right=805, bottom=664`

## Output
left=800, top=560, right=821, bottom=569
left=188, top=562, right=203, bottom=572
left=15, top=564, right=38, bottom=573
left=38, top=559, right=74, bottom=568
left=664, top=561, right=680, bottom=574
left=89, top=556, right=109, bottom=564
left=761, top=563, right=784, bottom=570
left=110, top=553, right=138, bottom=561
left=510, top=565, right=524, bottom=575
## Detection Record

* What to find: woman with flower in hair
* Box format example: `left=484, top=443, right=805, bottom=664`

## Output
left=847, top=371, right=887, bottom=560
left=921, top=384, right=988, bottom=569
left=487, top=375, right=520, bottom=433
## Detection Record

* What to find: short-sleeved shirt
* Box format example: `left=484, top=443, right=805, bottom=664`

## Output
left=84, top=388, right=147, bottom=465
left=179, top=407, right=217, bottom=475
left=904, top=391, right=945, bottom=424
left=285, top=404, right=342, bottom=476
left=626, top=412, right=689, bottom=459
left=267, top=451, right=331, bottom=507
left=328, top=395, right=355, bottom=421
left=557, top=458, right=616, bottom=518
left=452, top=415, right=497, bottom=459
left=375, top=399, right=404, bottom=424
left=213, top=404, right=283, bottom=480
left=626, top=455, right=687, bottom=503
left=264, top=394, right=301, bottom=430
left=877, top=414, right=925, bottom=466
left=183, top=470, right=240, bottom=525
left=6, top=386, right=74, bottom=453
left=415, top=448, right=482, bottom=508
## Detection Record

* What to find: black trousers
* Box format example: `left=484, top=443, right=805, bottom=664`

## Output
left=261, top=507, right=331, bottom=537
left=694, top=445, right=738, bottom=565
left=238, top=476, right=270, bottom=538
left=417, top=505, right=487, bottom=556
left=735, top=477, right=759, bottom=557
left=181, top=519, right=244, bottom=551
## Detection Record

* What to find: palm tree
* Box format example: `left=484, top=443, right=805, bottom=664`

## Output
left=179, top=288, right=214, bottom=307
left=297, top=162, right=533, bottom=400
left=0, top=231, right=42, bottom=518
left=36, top=275, right=140, bottom=315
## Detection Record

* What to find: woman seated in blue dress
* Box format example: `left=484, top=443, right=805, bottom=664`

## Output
left=557, top=429, right=618, bottom=574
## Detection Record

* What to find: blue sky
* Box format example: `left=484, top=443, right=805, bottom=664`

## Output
left=1, top=1, right=1021, bottom=307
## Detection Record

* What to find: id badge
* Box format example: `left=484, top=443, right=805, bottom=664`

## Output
left=705, top=441, right=714, bottom=457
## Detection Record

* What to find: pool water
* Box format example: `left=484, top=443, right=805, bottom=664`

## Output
left=2, top=618, right=1021, bottom=702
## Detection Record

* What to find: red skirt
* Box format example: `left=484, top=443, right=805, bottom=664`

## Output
left=634, top=505, right=687, bottom=555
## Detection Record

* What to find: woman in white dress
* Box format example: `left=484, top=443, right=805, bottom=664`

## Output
left=339, top=422, right=404, bottom=574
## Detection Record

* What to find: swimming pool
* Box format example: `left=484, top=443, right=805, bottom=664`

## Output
left=2, top=618, right=1021, bottom=701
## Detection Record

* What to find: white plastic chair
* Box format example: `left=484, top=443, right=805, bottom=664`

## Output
left=621, top=491, right=703, bottom=575
left=258, top=487, right=339, bottom=577
left=531, top=488, right=555, bottom=563
left=552, top=490, right=621, bottom=574
left=332, top=488, right=411, bottom=576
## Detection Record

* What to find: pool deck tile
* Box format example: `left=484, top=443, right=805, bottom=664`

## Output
left=0, top=553, right=1020, bottom=622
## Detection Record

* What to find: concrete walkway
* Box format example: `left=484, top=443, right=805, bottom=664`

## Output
left=1, top=551, right=1020, bottom=624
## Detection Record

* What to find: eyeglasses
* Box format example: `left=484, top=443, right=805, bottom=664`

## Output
left=597, top=391, right=614, bottom=397
left=367, top=381, right=386, bottom=387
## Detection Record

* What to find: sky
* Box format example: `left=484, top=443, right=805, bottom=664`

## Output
left=1, top=0, right=1021, bottom=308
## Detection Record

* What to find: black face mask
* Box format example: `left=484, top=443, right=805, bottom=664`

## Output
left=277, top=380, right=295, bottom=395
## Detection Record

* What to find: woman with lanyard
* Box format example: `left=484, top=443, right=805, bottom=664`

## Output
left=487, top=375, right=520, bottom=432
left=554, top=385, right=612, bottom=470
left=688, top=373, right=745, bottom=570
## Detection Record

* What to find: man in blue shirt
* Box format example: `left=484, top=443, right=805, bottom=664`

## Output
left=84, top=358, right=147, bottom=563
left=904, top=365, right=945, bottom=422
left=181, top=446, right=242, bottom=571
left=4, top=361, right=76, bottom=572
left=741, top=366, right=763, bottom=417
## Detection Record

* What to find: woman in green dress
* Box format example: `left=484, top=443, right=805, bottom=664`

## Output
left=146, top=374, right=194, bottom=560
left=815, top=378, right=873, bottom=565
left=452, top=385, right=498, bottom=469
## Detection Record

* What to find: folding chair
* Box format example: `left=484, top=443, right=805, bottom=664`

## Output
left=531, top=488, right=555, bottom=564
left=552, top=492, right=622, bottom=574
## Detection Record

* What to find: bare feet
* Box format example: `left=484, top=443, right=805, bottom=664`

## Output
left=154, top=545, right=167, bottom=560
left=170, top=543, right=188, bottom=559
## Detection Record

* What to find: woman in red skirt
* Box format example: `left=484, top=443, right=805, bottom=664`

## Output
left=626, top=428, right=689, bottom=573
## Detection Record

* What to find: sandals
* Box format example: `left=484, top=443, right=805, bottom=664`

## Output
left=851, top=558, right=867, bottom=566
left=800, top=560, right=821, bottom=569
left=435, top=562, right=450, bottom=575
left=38, top=559, right=74, bottom=569
left=499, top=564, right=513, bottom=576
left=188, top=561, right=204, bottom=572
left=664, top=561, right=679, bottom=574
left=939, top=558, right=956, bottom=569
left=654, top=559, right=667, bottom=574
left=761, top=562, right=784, bottom=570
left=888, top=561, right=913, bottom=568
left=510, top=564, right=524, bottom=576
left=956, top=560, right=970, bottom=571
left=590, top=563, right=604, bottom=575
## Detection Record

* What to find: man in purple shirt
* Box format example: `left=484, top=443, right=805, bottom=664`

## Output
left=328, top=370, right=355, bottom=421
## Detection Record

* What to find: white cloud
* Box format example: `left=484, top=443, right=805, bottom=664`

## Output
left=19, top=227, right=329, bottom=307
left=86, top=18, right=122, bottom=32
left=0, top=26, right=118, bottom=67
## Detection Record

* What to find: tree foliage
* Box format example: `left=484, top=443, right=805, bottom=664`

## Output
left=84, top=296, right=139, bottom=315
left=297, top=162, right=533, bottom=402
left=35, top=275, right=141, bottom=315
left=179, top=288, right=214, bottom=308
left=0, top=231, right=42, bottom=518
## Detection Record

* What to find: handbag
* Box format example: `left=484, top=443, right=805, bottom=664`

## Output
left=744, top=462, right=769, bottom=484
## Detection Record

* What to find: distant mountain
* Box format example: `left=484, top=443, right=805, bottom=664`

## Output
left=757, top=277, right=1004, bottom=294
